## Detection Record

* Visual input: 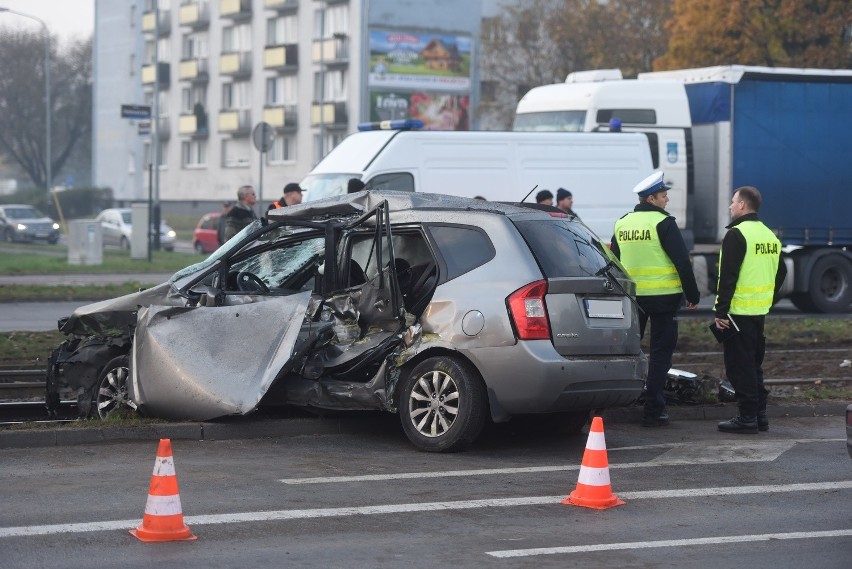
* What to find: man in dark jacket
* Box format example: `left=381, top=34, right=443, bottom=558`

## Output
left=713, top=186, right=786, bottom=434
left=267, top=182, right=303, bottom=211
left=216, top=201, right=234, bottom=246
left=555, top=188, right=579, bottom=218
left=612, top=171, right=699, bottom=427
left=223, top=185, right=257, bottom=242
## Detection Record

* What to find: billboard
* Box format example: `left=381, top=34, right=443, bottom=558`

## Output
left=371, top=91, right=470, bottom=131
left=368, top=30, right=472, bottom=92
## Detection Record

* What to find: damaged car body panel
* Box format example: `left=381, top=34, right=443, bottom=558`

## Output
left=48, top=190, right=647, bottom=452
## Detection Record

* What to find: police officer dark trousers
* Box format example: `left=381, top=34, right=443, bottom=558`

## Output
left=612, top=172, right=699, bottom=427
left=714, top=186, right=786, bottom=434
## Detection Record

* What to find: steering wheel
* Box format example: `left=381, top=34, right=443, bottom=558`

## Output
left=236, top=271, right=269, bottom=294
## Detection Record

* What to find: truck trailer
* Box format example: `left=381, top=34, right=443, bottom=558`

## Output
left=515, top=65, right=852, bottom=313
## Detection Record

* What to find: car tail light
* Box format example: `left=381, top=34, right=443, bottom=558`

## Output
left=507, top=280, right=551, bottom=340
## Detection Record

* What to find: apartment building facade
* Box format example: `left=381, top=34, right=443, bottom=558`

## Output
left=93, top=0, right=491, bottom=211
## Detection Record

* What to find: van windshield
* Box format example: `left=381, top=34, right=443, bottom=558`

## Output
left=302, top=173, right=359, bottom=202
left=513, top=111, right=586, bottom=132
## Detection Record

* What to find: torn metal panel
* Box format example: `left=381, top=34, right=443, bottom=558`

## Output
left=59, top=283, right=176, bottom=336
left=130, top=292, right=311, bottom=420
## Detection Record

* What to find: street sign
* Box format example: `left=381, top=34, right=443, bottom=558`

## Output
left=121, top=104, right=151, bottom=120
left=252, top=122, right=275, bottom=153
left=138, top=121, right=151, bottom=136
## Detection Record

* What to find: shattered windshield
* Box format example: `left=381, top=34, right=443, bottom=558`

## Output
left=230, top=237, right=326, bottom=289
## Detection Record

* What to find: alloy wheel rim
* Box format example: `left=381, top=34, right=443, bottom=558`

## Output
left=97, top=365, right=130, bottom=419
left=408, top=370, right=460, bottom=437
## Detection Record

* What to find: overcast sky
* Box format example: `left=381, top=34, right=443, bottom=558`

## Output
left=0, top=0, right=94, bottom=42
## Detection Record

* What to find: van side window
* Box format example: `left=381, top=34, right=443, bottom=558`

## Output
left=368, top=173, right=414, bottom=193
left=427, top=225, right=495, bottom=281
left=596, top=109, right=657, bottom=125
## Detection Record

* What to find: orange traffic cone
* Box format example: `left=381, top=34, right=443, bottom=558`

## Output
left=562, top=416, right=625, bottom=510
left=130, top=438, right=197, bottom=542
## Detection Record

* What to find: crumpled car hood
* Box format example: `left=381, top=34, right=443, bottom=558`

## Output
left=59, top=282, right=177, bottom=336
left=130, top=292, right=311, bottom=420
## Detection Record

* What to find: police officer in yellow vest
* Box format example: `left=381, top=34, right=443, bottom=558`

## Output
left=612, top=171, right=699, bottom=427
left=714, top=186, right=787, bottom=434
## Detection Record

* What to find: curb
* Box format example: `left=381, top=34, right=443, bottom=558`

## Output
left=1, top=402, right=847, bottom=450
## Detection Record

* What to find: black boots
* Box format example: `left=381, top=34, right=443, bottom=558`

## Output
left=757, top=411, right=769, bottom=432
left=642, top=412, right=670, bottom=427
left=718, top=416, right=759, bottom=434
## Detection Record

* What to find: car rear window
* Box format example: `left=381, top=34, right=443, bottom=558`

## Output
left=514, top=219, right=625, bottom=278
left=427, top=225, right=495, bottom=281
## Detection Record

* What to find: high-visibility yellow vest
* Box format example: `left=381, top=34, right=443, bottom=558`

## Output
left=718, top=220, right=781, bottom=315
left=614, top=211, right=682, bottom=296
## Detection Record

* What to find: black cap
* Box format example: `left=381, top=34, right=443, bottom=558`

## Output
left=535, top=189, right=553, bottom=202
left=283, top=182, right=303, bottom=194
left=556, top=188, right=572, bottom=201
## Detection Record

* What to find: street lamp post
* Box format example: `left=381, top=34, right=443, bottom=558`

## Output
left=0, top=7, right=51, bottom=200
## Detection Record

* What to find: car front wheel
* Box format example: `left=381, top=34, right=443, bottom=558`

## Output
left=399, top=356, right=488, bottom=452
left=94, top=355, right=135, bottom=419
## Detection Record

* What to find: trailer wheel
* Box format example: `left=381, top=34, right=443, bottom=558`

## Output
left=806, top=255, right=852, bottom=313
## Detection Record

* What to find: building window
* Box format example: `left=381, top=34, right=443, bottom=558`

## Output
left=182, top=32, right=208, bottom=59
left=144, top=40, right=156, bottom=65
left=315, top=4, right=348, bottom=37
left=181, top=86, right=206, bottom=113
left=313, top=132, right=344, bottom=164
left=130, top=54, right=136, bottom=76
left=144, top=140, right=168, bottom=169
left=222, top=23, right=252, bottom=53
left=315, top=69, right=346, bottom=102
left=269, top=135, right=295, bottom=163
left=267, top=15, right=297, bottom=45
left=266, top=76, right=297, bottom=105
left=182, top=140, right=207, bottom=167
left=222, top=138, right=250, bottom=168
left=222, top=81, right=251, bottom=110
left=158, top=37, right=171, bottom=61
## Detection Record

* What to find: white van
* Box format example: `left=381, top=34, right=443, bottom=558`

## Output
left=301, top=127, right=654, bottom=241
left=513, top=69, right=691, bottom=234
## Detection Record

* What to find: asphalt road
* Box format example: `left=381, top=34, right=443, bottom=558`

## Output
left=1, top=415, right=849, bottom=568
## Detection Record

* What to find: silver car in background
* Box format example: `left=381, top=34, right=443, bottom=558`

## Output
left=0, top=204, right=61, bottom=244
left=49, top=191, right=645, bottom=452
left=95, top=207, right=176, bottom=251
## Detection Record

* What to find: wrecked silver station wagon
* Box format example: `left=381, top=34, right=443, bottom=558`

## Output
left=47, top=191, right=646, bottom=451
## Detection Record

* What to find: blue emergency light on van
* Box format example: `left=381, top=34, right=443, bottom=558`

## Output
left=357, top=119, right=424, bottom=131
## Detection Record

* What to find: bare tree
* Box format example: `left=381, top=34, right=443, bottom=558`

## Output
left=0, top=28, right=92, bottom=189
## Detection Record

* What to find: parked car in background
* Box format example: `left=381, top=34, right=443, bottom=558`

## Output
left=0, top=204, right=61, bottom=244
left=192, top=212, right=222, bottom=254
left=95, top=208, right=176, bottom=251
left=49, top=191, right=646, bottom=452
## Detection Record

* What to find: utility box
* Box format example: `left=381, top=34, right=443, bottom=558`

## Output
left=67, top=220, right=103, bottom=266
left=130, top=203, right=150, bottom=259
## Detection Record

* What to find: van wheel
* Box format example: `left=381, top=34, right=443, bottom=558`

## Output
left=807, top=255, right=852, bottom=313
left=94, top=355, right=134, bottom=420
left=399, top=356, right=487, bottom=452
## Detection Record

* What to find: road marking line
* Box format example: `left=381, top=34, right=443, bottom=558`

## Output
left=486, top=529, right=852, bottom=558
left=1, top=481, right=850, bottom=538
left=281, top=439, right=843, bottom=484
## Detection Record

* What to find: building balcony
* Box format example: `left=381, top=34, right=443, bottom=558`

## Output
left=263, top=44, right=298, bottom=72
left=219, top=52, right=252, bottom=77
left=263, top=105, right=297, bottom=131
left=179, top=2, right=209, bottom=29
left=142, top=62, right=170, bottom=86
left=264, top=0, right=298, bottom=12
left=310, top=101, right=347, bottom=128
left=311, top=35, right=348, bottom=65
left=218, top=109, right=252, bottom=135
left=178, top=112, right=209, bottom=138
left=142, top=9, right=171, bottom=35
left=220, top=0, right=251, bottom=19
left=155, top=116, right=171, bottom=140
left=179, top=58, right=209, bottom=83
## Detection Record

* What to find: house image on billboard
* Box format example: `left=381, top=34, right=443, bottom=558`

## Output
left=421, top=39, right=462, bottom=72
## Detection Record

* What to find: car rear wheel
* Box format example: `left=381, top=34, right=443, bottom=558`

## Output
left=120, top=236, right=130, bottom=250
left=94, top=355, right=134, bottom=419
left=399, top=356, right=488, bottom=452
left=194, top=241, right=204, bottom=254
